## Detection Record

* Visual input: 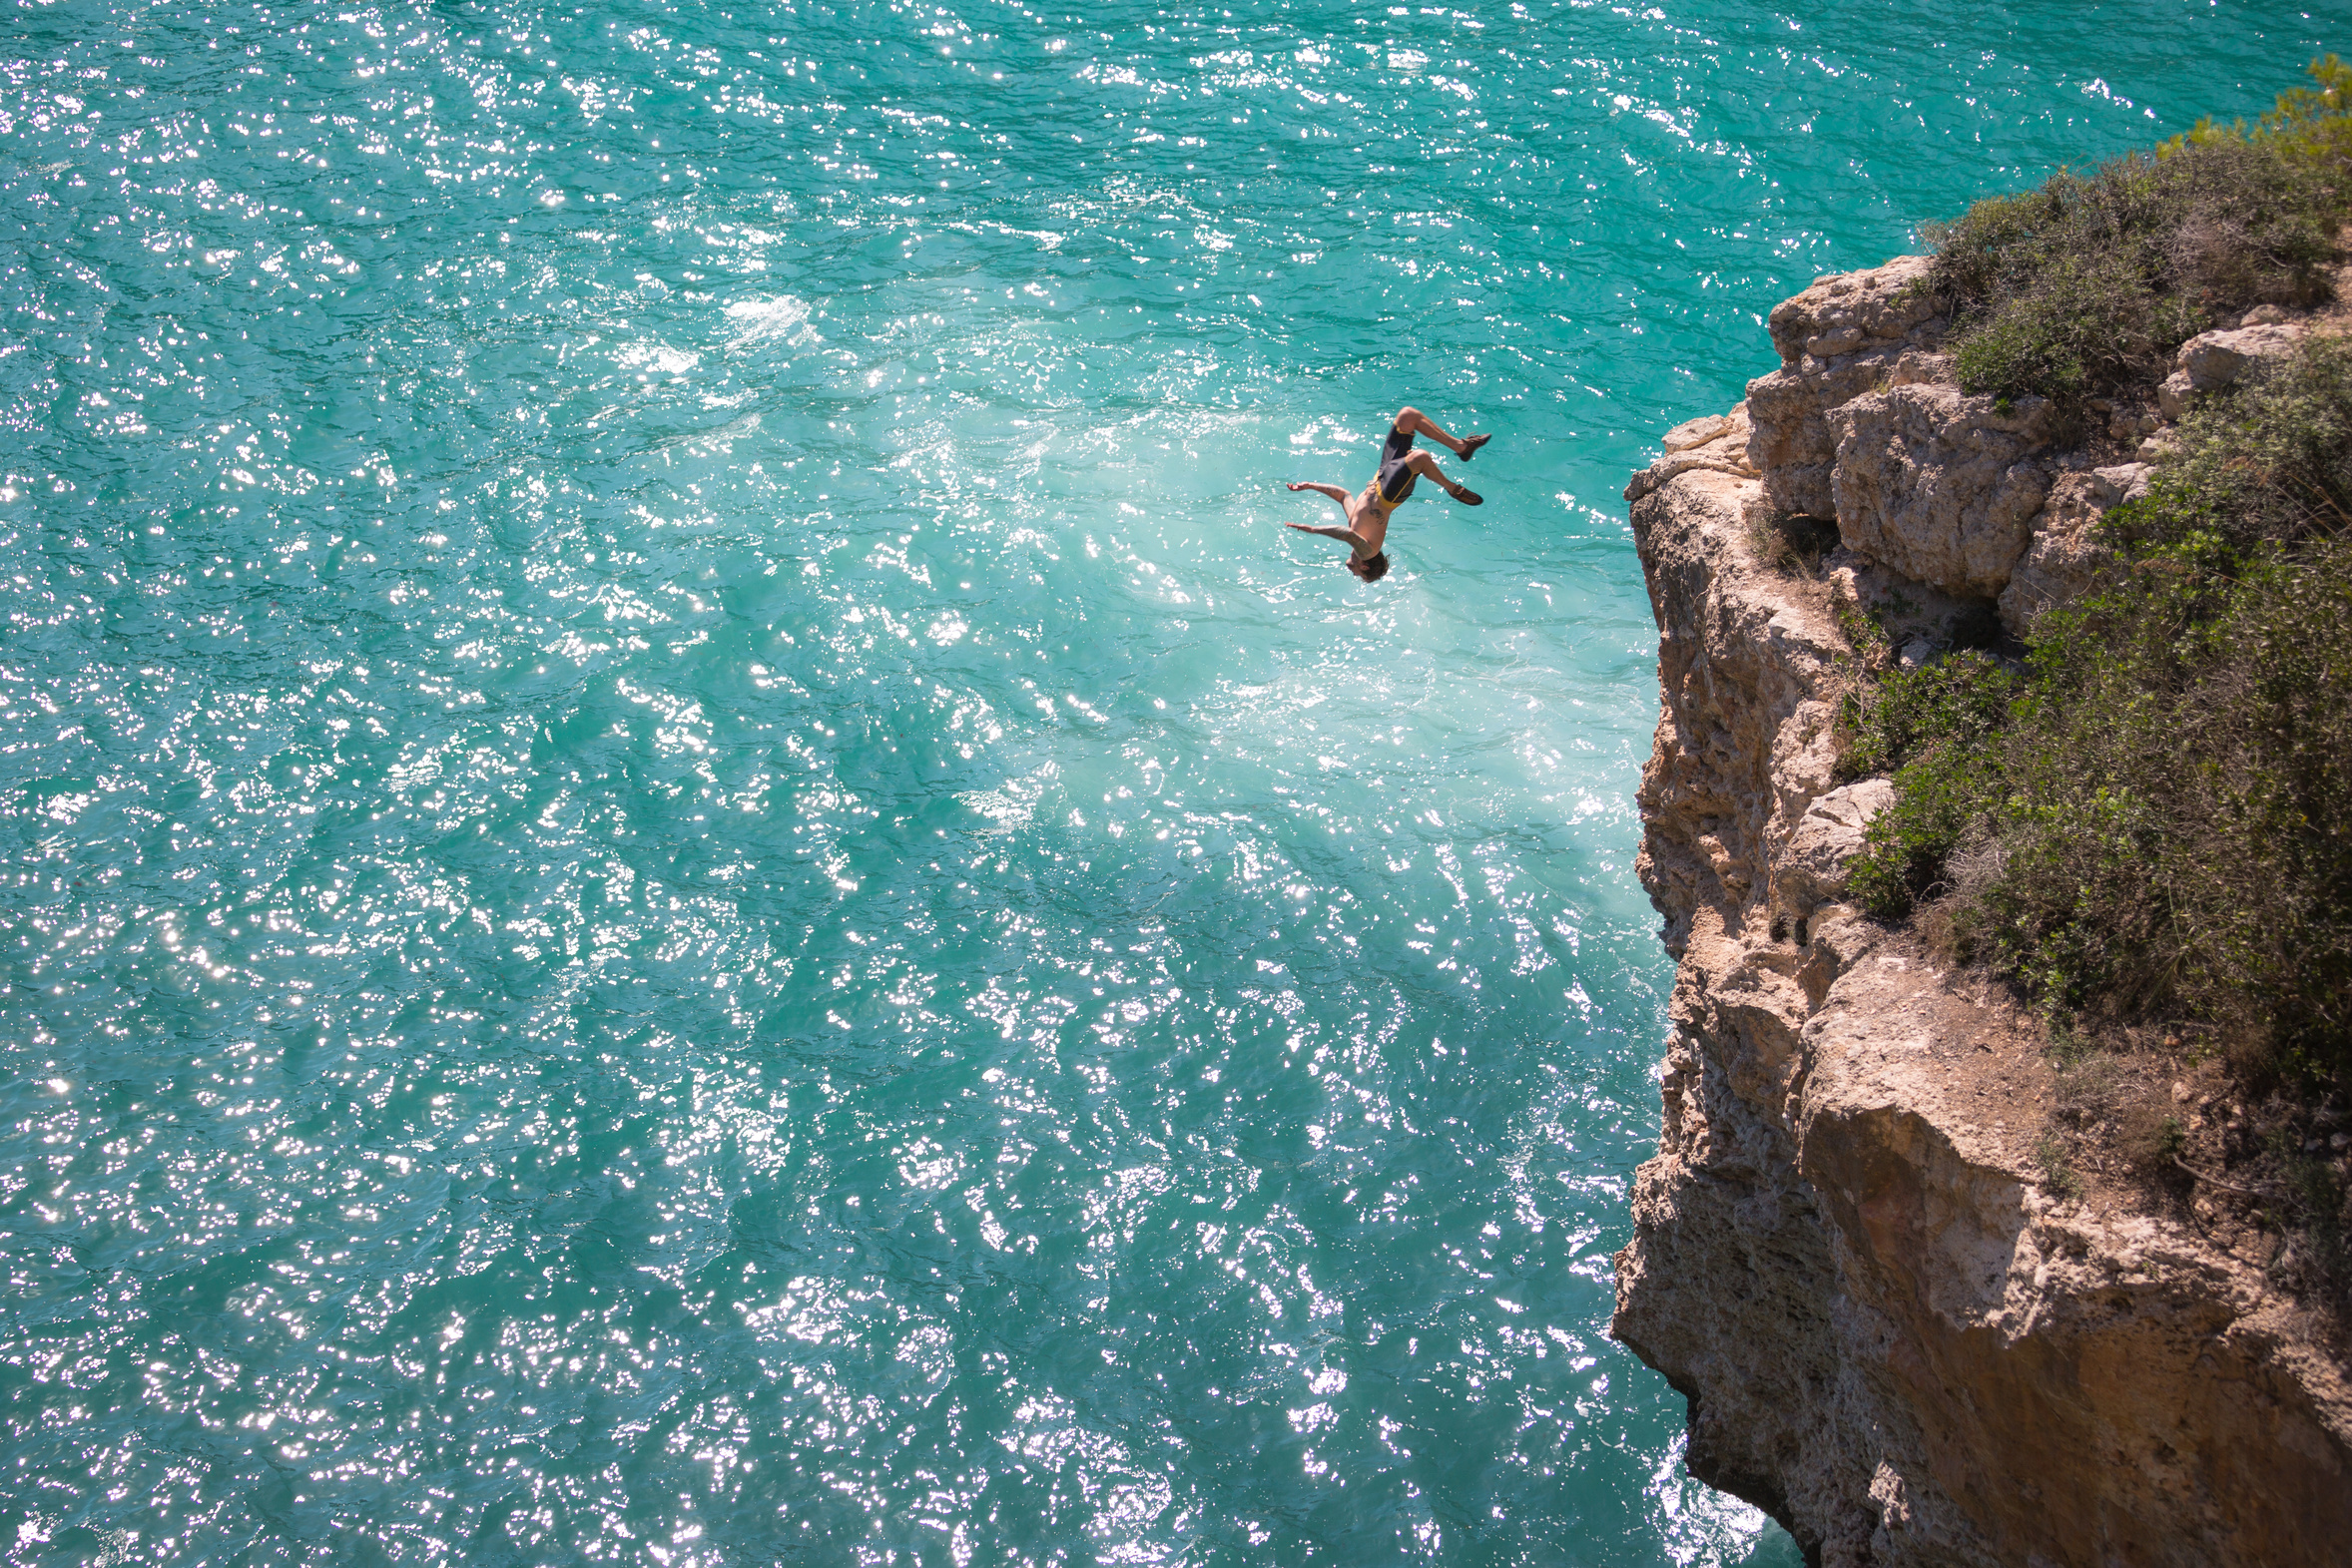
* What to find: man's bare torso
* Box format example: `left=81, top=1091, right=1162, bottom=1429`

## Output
left=1343, top=485, right=1393, bottom=560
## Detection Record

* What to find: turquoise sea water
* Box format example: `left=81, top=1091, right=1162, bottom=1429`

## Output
left=0, top=2, right=2330, bottom=1563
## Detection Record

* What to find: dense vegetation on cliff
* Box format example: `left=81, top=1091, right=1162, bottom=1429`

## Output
left=1837, top=60, right=2352, bottom=1283
left=1847, top=344, right=2352, bottom=1070
left=1925, top=57, right=2352, bottom=423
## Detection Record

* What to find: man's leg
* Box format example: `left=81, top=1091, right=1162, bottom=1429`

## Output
left=1401, top=448, right=1480, bottom=505
left=1392, top=406, right=1489, bottom=460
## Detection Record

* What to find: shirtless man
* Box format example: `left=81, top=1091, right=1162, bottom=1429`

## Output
left=1284, top=406, right=1489, bottom=582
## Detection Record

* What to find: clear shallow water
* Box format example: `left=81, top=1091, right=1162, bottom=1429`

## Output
left=0, top=1, right=2328, bottom=1562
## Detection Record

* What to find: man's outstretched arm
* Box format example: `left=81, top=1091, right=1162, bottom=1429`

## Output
left=1284, top=521, right=1364, bottom=546
left=1286, top=480, right=1353, bottom=507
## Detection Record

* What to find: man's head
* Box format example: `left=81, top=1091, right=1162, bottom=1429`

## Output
left=1349, top=551, right=1390, bottom=583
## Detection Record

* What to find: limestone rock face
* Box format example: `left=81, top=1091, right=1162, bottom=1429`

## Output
left=1626, top=459, right=1841, bottom=957
left=1620, top=255, right=2352, bottom=1564
left=1663, top=412, right=1734, bottom=452
left=2160, top=322, right=2307, bottom=418
left=1997, top=463, right=2148, bottom=636
left=2178, top=322, right=2303, bottom=390
left=1615, top=437, right=2352, bottom=1568
left=1744, top=257, right=1947, bottom=520
left=1747, top=362, right=1883, bottom=519
left=1772, top=779, right=1898, bottom=925
left=1827, top=384, right=2054, bottom=597
left=1764, top=254, right=1942, bottom=365
left=1627, top=402, right=1760, bottom=506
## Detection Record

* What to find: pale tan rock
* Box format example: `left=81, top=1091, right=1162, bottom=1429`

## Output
left=1881, top=348, right=1952, bottom=388
left=1827, top=383, right=2054, bottom=597
left=2157, top=368, right=2195, bottom=420
left=2178, top=322, right=2303, bottom=389
left=1663, top=412, right=1733, bottom=452
left=2156, top=323, right=2306, bottom=419
left=1997, top=463, right=2147, bottom=635
left=1745, top=257, right=1948, bottom=519
left=1626, top=402, right=1759, bottom=505
left=1773, top=779, right=1897, bottom=923
left=1747, top=360, right=1885, bottom=518
left=1627, top=459, right=1842, bottom=954
left=1820, top=558, right=1985, bottom=644
left=1766, top=255, right=1942, bottom=365
left=1615, top=440, right=2352, bottom=1568
left=2102, top=460, right=2153, bottom=497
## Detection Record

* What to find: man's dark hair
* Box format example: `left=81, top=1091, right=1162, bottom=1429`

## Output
left=1359, top=551, right=1390, bottom=582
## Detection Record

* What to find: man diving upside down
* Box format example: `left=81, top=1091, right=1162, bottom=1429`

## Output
left=1284, top=405, right=1490, bottom=582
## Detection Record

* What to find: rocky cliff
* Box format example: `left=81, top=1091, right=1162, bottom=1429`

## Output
left=1611, top=259, right=2352, bottom=1567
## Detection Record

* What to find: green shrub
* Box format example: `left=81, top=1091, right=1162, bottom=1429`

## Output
left=1837, top=650, right=2020, bottom=918
left=1844, top=738, right=2004, bottom=921
left=1839, top=648, right=2019, bottom=781
left=2104, top=334, right=2352, bottom=560
left=2168, top=52, right=2352, bottom=164
left=1946, top=528, right=2352, bottom=1071
left=2034, top=1135, right=2084, bottom=1200
left=1947, top=245, right=2209, bottom=414
left=1842, top=335, right=2352, bottom=1082
left=1922, top=57, right=2352, bottom=417
left=2275, top=1136, right=2352, bottom=1295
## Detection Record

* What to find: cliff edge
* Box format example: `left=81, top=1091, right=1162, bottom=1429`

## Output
left=1611, top=259, right=2352, bottom=1567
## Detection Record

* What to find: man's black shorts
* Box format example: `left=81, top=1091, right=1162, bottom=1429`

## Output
left=1377, top=421, right=1416, bottom=502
